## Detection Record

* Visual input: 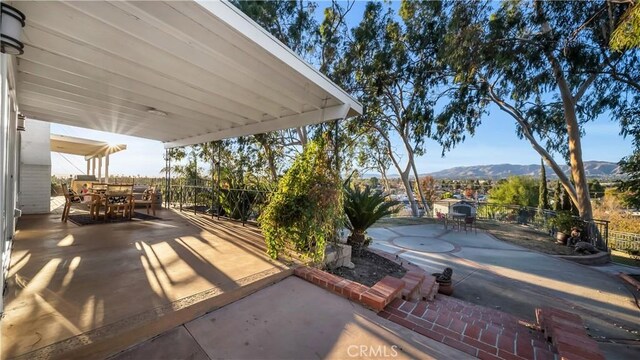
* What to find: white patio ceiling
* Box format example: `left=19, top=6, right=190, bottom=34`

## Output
left=13, top=0, right=362, bottom=148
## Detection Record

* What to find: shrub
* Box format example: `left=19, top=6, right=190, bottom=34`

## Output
left=550, top=210, right=581, bottom=234
left=259, top=140, right=343, bottom=262
left=344, top=185, right=400, bottom=251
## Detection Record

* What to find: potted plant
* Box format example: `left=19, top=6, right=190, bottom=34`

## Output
left=551, top=211, right=574, bottom=244
left=343, top=184, right=400, bottom=254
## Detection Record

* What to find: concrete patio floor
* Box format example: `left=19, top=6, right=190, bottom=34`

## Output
left=368, top=224, right=640, bottom=359
left=111, top=276, right=474, bottom=360
left=2, top=210, right=288, bottom=359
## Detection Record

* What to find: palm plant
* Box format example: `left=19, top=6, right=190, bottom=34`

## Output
left=344, top=184, right=400, bottom=251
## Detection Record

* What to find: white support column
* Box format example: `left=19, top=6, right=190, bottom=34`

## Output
left=98, top=156, right=102, bottom=183
left=86, top=159, right=90, bottom=175
left=92, top=157, right=96, bottom=177
left=105, top=153, right=109, bottom=184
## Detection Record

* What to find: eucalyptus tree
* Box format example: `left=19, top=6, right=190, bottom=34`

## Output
left=341, top=2, right=444, bottom=216
left=618, top=152, right=640, bottom=208
left=610, top=0, right=640, bottom=50
left=438, top=0, right=639, bottom=220
left=232, top=1, right=357, bottom=181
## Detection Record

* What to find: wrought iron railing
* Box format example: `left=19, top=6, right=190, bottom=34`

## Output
left=167, top=184, right=271, bottom=225
left=471, top=203, right=610, bottom=251
left=608, top=231, right=640, bottom=251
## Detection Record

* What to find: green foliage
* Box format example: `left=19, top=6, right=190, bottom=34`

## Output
left=442, top=192, right=454, bottom=199
left=259, top=140, right=343, bottom=262
left=343, top=184, right=400, bottom=246
left=561, top=185, right=574, bottom=212
left=489, top=176, right=539, bottom=207
left=610, top=1, right=640, bottom=51
left=617, top=151, right=640, bottom=209
left=539, top=159, right=549, bottom=210
left=589, top=179, right=605, bottom=199
left=553, top=181, right=562, bottom=211
left=437, top=0, right=639, bottom=219
left=551, top=211, right=578, bottom=234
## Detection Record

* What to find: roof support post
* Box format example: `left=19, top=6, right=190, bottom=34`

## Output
left=165, top=149, right=170, bottom=209
left=86, top=159, right=90, bottom=175
left=105, top=153, right=109, bottom=184
left=217, top=143, right=221, bottom=220
left=97, top=156, right=102, bottom=183
left=91, top=157, right=96, bottom=177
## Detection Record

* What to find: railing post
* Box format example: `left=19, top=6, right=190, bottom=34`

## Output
left=217, top=144, right=221, bottom=220
left=194, top=186, right=198, bottom=215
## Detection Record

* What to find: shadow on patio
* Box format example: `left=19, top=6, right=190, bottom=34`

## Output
left=1, top=208, right=289, bottom=359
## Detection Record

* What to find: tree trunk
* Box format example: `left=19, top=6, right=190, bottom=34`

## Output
left=411, top=160, right=430, bottom=215
left=548, top=54, right=594, bottom=219
left=378, top=165, right=390, bottom=193
left=399, top=171, right=419, bottom=216
left=486, top=82, right=581, bottom=212
left=386, top=145, right=419, bottom=216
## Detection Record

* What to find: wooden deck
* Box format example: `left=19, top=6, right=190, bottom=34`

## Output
left=2, top=209, right=288, bottom=359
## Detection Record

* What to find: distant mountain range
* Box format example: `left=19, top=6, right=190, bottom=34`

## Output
left=369, top=161, right=623, bottom=180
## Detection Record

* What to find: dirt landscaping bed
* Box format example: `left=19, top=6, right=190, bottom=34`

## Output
left=327, top=250, right=406, bottom=287
left=476, top=220, right=575, bottom=255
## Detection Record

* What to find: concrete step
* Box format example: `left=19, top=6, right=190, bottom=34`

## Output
left=15, top=269, right=293, bottom=360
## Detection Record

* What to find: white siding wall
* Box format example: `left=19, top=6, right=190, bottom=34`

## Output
left=19, top=120, right=50, bottom=214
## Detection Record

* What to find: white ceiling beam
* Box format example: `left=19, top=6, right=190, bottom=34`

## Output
left=164, top=104, right=350, bottom=148
left=197, top=1, right=363, bottom=115
left=20, top=1, right=287, bottom=118
left=22, top=106, right=187, bottom=142
left=170, top=1, right=331, bottom=102
left=68, top=1, right=323, bottom=112
left=19, top=97, right=200, bottom=142
left=20, top=76, right=244, bottom=129
left=20, top=26, right=275, bottom=121
left=18, top=61, right=250, bottom=126
left=19, top=91, right=220, bottom=135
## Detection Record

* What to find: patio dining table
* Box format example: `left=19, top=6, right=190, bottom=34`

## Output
left=445, top=212, right=467, bottom=231
left=84, top=184, right=134, bottom=221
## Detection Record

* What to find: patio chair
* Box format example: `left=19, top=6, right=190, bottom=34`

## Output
left=60, top=183, right=101, bottom=222
left=464, top=216, right=477, bottom=234
left=135, top=186, right=157, bottom=216
left=104, top=184, right=134, bottom=221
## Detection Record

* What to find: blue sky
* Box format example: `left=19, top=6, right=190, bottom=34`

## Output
left=49, top=1, right=633, bottom=177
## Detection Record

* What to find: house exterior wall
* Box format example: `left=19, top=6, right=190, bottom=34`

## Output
left=18, top=119, right=51, bottom=214
left=1, top=54, right=21, bottom=315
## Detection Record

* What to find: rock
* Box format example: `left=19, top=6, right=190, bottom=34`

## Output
left=344, top=261, right=355, bottom=269
left=574, top=241, right=599, bottom=254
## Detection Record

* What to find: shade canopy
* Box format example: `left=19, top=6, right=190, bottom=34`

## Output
left=50, top=134, right=126, bottom=160
left=14, top=1, right=362, bottom=148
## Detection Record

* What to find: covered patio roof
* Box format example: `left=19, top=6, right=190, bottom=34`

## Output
left=14, top=0, right=362, bottom=148
left=50, top=134, right=126, bottom=160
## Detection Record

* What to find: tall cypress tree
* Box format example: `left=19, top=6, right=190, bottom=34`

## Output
left=539, top=159, right=549, bottom=210
left=553, top=181, right=562, bottom=212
